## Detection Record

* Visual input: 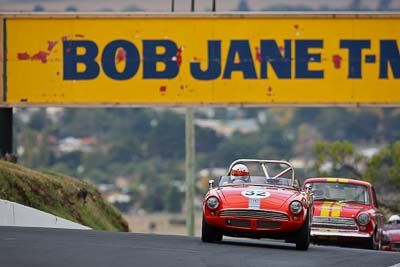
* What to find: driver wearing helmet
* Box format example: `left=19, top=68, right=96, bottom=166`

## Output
left=230, top=164, right=250, bottom=183
left=388, top=215, right=400, bottom=225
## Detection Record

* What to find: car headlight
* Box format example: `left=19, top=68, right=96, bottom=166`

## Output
left=206, top=197, right=220, bottom=210
left=290, top=201, right=302, bottom=214
left=357, top=212, right=370, bottom=226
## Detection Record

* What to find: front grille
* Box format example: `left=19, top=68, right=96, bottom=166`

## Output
left=257, top=221, right=282, bottom=229
left=312, top=216, right=358, bottom=231
left=219, top=209, right=289, bottom=221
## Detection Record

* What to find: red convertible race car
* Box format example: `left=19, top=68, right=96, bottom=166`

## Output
left=302, top=177, right=384, bottom=249
left=382, top=215, right=400, bottom=252
left=202, top=159, right=313, bottom=250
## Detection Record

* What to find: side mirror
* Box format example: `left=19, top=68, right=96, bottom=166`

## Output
left=208, top=179, right=215, bottom=190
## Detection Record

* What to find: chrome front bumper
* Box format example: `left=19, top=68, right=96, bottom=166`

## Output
left=311, top=230, right=371, bottom=238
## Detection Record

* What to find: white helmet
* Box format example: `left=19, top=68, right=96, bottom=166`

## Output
left=388, top=215, right=400, bottom=224
left=230, top=164, right=250, bottom=183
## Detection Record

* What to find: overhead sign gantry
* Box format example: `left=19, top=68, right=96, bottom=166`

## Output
left=1, top=13, right=400, bottom=107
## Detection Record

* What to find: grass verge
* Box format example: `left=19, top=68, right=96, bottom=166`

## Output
left=0, top=160, right=129, bottom=232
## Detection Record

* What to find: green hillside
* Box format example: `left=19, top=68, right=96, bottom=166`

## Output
left=0, top=160, right=129, bottom=232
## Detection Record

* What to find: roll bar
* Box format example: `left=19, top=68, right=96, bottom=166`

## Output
left=228, top=159, right=294, bottom=185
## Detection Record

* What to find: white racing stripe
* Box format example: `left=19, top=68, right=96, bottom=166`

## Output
left=248, top=198, right=261, bottom=209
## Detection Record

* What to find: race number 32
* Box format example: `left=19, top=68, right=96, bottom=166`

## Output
left=241, top=190, right=270, bottom=199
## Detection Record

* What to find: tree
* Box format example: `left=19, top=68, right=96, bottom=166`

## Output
left=345, top=110, right=380, bottom=141
left=106, top=138, right=143, bottom=163
left=293, top=123, right=321, bottom=161
left=256, top=113, right=293, bottom=159
left=165, top=185, right=184, bottom=213
left=363, top=141, right=400, bottom=213
left=314, top=109, right=351, bottom=141
left=19, top=129, right=53, bottom=168
left=147, top=112, right=185, bottom=159
left=290, top=108, right=321, bottom=129
left=310, top=140, right=363, bottom=178
left=65, top=6, right=78, bottom=12
left=121, top=5, right=144, bottom=12
left=380, top=108, right=400, bottom=142
left=377, top=0, right=392, bottom=11
left=364, top=141, right=400, bottom=193
left=143, top=184, right=165, bottom=212
left=33, top=5, right=45, bottom=12
left=262, top=5, right=313, bottom=12
left=28, top=109, right=49, bottom=131
left=236, top=0, right=250, bottom=11
left=195, top=125, right=223, bottom=153
left=350, top=0, right=361, bottom=11
left=212, top=134, right=261, bottom=166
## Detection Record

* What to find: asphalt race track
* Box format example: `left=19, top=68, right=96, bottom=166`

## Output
left=0, top=226, right=399, bottom=267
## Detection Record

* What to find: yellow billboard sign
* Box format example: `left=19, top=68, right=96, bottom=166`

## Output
left=2, top=14, right=400, bottom=106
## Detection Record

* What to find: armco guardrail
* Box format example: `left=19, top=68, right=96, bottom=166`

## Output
left=0, top=199, right=90, bottom=230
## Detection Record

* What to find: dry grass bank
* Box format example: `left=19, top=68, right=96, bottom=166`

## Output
left=0, top=160, right=129, bottom=231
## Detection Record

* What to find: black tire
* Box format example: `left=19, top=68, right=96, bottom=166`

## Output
left=201, top=214, right=223, bottom=243
left=366, top=229, right=380, bottom=250
left=295, top=210, right=311, bottom=251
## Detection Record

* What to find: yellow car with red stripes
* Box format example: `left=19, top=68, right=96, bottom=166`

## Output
left=302, top=178, right=384, bottom=249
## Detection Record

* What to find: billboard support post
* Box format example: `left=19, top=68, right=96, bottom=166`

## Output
left=0, top=108, right=12, bottom=157
left=185, top=107, right=195, bottom=236
left=0, top=17, right=12, bottom=158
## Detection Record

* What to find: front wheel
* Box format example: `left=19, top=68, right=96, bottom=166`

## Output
left=366, top=229, right=380, bottom=250
left=295, top=210, right=311, bottom=250
left=201, top=214, right=222, bottom=243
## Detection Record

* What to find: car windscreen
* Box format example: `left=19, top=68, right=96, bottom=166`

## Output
left=306, top=182, right=370, bottom=205
left=219, top=176, right=292, bottom=187
left=384, top=224, right=400, bottom=230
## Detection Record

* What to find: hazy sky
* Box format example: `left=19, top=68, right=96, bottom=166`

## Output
left=0, top=0, right=396, bottom=13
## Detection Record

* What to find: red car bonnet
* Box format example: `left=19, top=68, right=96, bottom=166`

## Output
left=218, top=186, right=298, bottom=210
left=386, top=228, right=400, bottom=239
